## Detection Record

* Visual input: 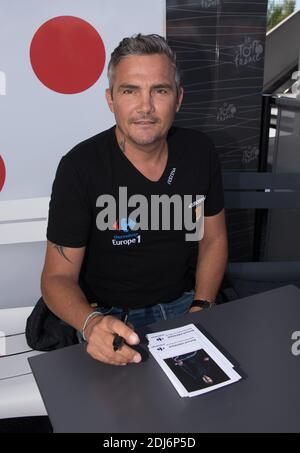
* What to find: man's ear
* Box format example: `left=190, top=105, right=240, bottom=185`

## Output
left=105, top=88, right=114, bottom=113
left=176, top=87, right=184, bottom=113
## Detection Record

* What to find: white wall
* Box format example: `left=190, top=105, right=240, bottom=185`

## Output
left=0, top=0, right=165, bottom=309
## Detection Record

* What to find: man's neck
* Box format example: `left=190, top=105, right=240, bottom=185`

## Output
left=115, top=126, right=168, bottom=166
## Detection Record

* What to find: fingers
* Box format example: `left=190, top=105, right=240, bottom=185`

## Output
left=87, top=335, right=141, bottom=365
left=105, top=316, right=140, bottom=346
left=86, top=315, right=142, bottom=366
left=89, top=340, right=141, bottom=364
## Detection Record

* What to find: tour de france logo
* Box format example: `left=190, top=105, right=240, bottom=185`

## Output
left=234, top=36, right=264, bottom=68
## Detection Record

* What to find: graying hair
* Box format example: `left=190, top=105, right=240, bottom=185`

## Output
left=107, top=33, right=181, bottom=94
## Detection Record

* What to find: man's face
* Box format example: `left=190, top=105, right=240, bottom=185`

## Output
left=106, top=54, right=183, bottom=147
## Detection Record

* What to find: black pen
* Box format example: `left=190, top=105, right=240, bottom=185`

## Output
left=113, top=309, right=129, bottom=351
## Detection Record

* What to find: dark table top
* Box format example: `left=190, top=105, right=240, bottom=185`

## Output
left=29, top=285, right=300, bottom=433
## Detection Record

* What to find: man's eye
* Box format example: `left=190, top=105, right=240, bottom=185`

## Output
left=156, top=89, right=168, bottom=94
left=123, top=89, right=134, bottom=94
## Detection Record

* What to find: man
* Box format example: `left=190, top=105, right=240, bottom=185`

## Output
left=174, top=352, right=213, bottom=385
left=41, top=34, right=228, bottom=366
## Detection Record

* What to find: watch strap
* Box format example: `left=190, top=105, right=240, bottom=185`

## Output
left=190, top=299, right=214, bottom=309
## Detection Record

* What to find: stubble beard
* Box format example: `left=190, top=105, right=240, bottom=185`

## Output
left=127, top=129, right=163, bottom=146
left=126, top=117, right=168, bottom=147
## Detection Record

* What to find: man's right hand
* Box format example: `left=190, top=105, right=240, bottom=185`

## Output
left=84, top=315, right=141, bottom=366
left=41, top=242, right=142, bottom=366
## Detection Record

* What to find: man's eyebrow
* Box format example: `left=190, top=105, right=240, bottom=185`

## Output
left=117, top=83, right=174, bottom=91
left=151, top=83, right=174, bottom=90
left=118, top=84, right=140, bottom=90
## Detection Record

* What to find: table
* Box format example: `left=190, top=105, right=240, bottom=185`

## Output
left=29, top=285, right=300, bottom=432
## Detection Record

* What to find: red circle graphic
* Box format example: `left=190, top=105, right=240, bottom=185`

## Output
left=0, top=156, right=6, bottom=192
left=30, top=16, right=106, bottom=94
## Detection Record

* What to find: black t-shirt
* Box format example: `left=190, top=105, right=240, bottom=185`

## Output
left=46, top=126, right=224, bottom=309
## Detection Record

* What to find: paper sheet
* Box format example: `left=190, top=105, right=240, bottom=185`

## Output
left=146, top=324, right=241, bottom=397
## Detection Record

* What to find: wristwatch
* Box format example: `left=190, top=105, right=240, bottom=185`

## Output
left=190, top=299, right=214, bottom=309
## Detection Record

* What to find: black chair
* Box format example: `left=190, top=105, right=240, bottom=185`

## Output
left=222, top=172, right=300, bottom=300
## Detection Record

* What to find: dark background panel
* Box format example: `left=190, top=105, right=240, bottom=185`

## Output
left=167, top=0, right=268, bottom=260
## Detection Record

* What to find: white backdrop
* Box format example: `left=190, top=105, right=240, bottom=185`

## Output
left=0, top=0, right=165, bottom=308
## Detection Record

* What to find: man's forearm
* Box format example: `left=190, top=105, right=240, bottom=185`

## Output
left=194, top=236, right=228, bottom=302
left=41, top=275, right=96, bottom=333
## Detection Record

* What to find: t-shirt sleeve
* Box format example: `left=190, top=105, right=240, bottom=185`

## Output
left=204, top=141, right=224, bottom=217
left=46, top=155, right=92, bottom=247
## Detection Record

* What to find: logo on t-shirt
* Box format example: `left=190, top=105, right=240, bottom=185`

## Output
left=188, top=195, right=206, bottom=222
left=167, top=167, right=176, bottom=185
left=188, top=195, right=206, bottom=209
left=113, top=217, right=136, bottom=232
left=112, top=217, right=141, bottom=246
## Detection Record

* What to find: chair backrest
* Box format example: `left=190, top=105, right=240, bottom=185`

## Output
left=223, top=172, right=300, bottom=209
left=221, top=172, right=300, bottom=300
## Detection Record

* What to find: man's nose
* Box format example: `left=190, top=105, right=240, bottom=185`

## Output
left=137, top=91, right=155, bottom=114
